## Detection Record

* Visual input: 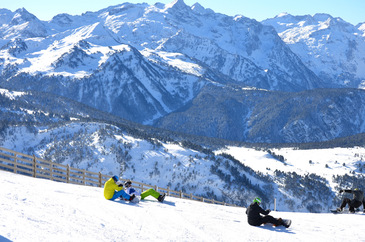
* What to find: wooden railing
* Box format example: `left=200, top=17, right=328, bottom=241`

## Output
left=0, top=147, right=238, bottom=207
left=0, top=147, right=108, bottom=187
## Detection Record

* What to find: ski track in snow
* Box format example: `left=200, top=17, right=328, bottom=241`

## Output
left=1, top=170, right=364, bottom=242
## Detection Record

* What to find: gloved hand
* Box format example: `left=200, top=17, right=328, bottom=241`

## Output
left=339, top=189, right=343, bottom=193
left=129, top=194, right=136, bottom=201
left=266, top=209, right=271, bottom=214
left=118, top=184, right=123, bottom=187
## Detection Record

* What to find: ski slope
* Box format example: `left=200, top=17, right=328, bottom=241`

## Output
left=1, top=170, right=364, bottom=242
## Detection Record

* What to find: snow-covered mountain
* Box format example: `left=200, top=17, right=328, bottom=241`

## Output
left=262, top=13, right=365, bottom=88
left=0, top=8, right=48, bottom=39
left=0, top=1, right=320, bottom=125
left=1, top=1, right=365, bottom=143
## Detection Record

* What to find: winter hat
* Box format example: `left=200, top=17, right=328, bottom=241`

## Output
left=253, top=197, right=262, bottom=204
left=112, top=176, right=119, bottom=182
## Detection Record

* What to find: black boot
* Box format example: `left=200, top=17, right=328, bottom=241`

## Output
left=157, top=193, right=166, bottom=202
left=129, top=194, right=136, bottom=202
left=281, top=219, right=291, bottom=228
left=275, top=218, right=283, bottom=227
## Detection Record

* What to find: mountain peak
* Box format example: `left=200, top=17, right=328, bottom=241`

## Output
left=358, top=22, right=365, bottom=33
left=312, top=13, right=333, bottom=22
left=2, top=7, right=48, bottom=38
left=191, top=3, right=204, bottom=11
left=11, top=7, right=39, bottom=25
left=312, top=14, right=352, bottom=30
left=191, top=3, right=214, bottom=15
left=164, top=0, right=189, bottom=11
left=50, top=13, right=73, bottom=27
left=15, top=7, right=29, bottom=14
left=14, top=7, right=36, bottom=19
left=275, top=12, right=291, bottom=18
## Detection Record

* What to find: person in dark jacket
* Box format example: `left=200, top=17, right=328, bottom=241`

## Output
left=336, top=188, right=365, bottom=213
left=246, top=197, right=287, bottom=227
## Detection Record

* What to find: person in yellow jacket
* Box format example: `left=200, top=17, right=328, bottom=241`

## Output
left=104, top=175, right=135, bottom=201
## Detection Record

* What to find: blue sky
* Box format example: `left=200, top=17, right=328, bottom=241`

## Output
left=2, top=0, right=364, bottom=25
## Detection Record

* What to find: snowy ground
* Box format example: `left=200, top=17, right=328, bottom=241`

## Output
left=1, top=171, right=365, bottom=242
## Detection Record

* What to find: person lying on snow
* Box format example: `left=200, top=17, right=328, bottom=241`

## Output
left=246, top=197, right=290, bottom=228
left=124, top=180, right=166, bottom=203
left=103, top=175, right=136, bottom=202
left=336, top=188, right=365, bottom=213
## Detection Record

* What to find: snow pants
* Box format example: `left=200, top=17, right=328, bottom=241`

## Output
left=261, top=215, right=281, bottom=226
left=250, top=215, right=282, bottom=226
left=141, top=188, right=160, bottom=200
left=340, top=198, right=362, bottom=212
left=110, top=190, right=130, bottom=201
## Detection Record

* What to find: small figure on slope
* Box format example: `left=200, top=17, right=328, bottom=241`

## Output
left=103, top=175, right=136, bottom=202
left=336, top=188, right=365, bottom=213
left=124, top=180, right=166, bottom=203
left=246, top=197, right=291, bottom=228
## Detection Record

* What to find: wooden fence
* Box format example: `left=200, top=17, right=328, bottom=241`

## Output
left=0, top=147, right=238, bottom=207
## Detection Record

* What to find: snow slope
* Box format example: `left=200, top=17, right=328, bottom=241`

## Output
left=1, top=170, right=364, bottom=242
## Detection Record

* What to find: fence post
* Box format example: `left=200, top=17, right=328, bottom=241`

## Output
left=167, top=186, right=170, bottom=196
left=180, top=190, right=182, bottom=198
left=13, top=152, right=17, bottom=174
left=33, top=155, right=36, bottom=178
left=155, top=185, right=158, bottom=192
left=99, top=172, right=102, bottom=187
left=51, top=164, right=54, bottom=181
left=274, top=198, right=277, bottom=211
left=67, top=165, right=70, bottom=183
left=83, top=170, right=86, bottom=185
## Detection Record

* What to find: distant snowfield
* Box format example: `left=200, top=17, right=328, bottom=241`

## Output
left=219, top=146, right=365, bottom=180
left=1, top=170, right=364, bottom=242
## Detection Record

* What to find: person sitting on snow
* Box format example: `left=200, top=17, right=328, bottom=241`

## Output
left=103, top=175, right=136, bottom=202
left=124, top=180, right=166, bottom=203
left=246, top=197, right=290, bottom=228
left=336, top=188, right=365, bottom=213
